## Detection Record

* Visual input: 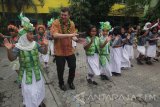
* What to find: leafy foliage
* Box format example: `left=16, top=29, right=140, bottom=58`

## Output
left=69, top=0, right=117, bottom=31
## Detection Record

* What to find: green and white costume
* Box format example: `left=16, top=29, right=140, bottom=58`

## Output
left=85, top=36, right=101, bottom=76
left=99, top=36, right=112, bottom=77
left=13, top=13, right=45, bottom=107
left=99, top=21, right=112, bottom=77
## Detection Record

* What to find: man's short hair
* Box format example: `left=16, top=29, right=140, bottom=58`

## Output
left=61, top=7, right=70, bottom=15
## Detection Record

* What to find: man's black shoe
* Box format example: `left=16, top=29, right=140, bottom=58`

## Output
left=68, top=83, right=75, bottom=90
left=59, top=84, right=67, bottom=91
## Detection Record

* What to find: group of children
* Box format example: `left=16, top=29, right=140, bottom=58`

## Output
left=0, top=18, right=55, bottom=71
left=84, top=20, right=160, bottom=85
left=136, top=20, right=160, bottom=65
left=1, top=11, right=160, bottom=106
left=1, top=13, right=49, bottom=107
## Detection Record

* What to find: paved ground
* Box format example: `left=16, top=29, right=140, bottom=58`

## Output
left=1, top=44, right=160, bottom=107
left=47, top=44, right=160, bottom=107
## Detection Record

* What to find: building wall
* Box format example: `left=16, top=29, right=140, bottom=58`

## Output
left=0, top=0, right=70, bottom=13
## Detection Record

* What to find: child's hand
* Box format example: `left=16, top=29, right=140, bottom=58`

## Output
left=127, top=34, right=131, bottom=39
left=0, top=33, right=4, bottom=38
left=106, top=36, right=111, bottom=43
left=91, top=36, right=95, bottom=43
left=3, top=38, right=13, bottom=49
left=76, top=38, right=86, bottom=45
left=72, top=36, right=78, bottom=41
left=41, top=37, right=48, bottom=46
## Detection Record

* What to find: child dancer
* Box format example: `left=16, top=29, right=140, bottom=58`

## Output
left=4, top=13, right=47, bottom=107
left=84, top=25, right=100, bottom=85
left=146, top=27, right=159, bottom=65
left=110, top=27, right=124, bottom=76
left=1, top=25, right=20, bottom=85
left=99, top=22, right=112, bottom=80
left=120, top=27, right=131, bottom=69
left=35, top=25, right=50, bottom=68
left=124, top=26, right=135, bottom=67
left=136, top=30, right=147, bottom=65
left=47, top=18, right=55, bottom=62
left=72, top=26, right=79, bottom=56
left=0, top=25, right=21, bottom=84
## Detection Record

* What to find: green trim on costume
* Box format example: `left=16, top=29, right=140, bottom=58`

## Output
left=18, top=12, right=35, bottom=36
left=47, top=18, right=54, bottom=27
left=85, top=36, right=100, bottom=56
left=100, top=21, right=112, bottom=31
left=99, top=36, right=111, bottom=66
left=18, top=44, right=41, bottom=84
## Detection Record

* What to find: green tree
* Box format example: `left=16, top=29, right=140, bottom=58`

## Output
left=124, top=0, right=160, bottom=23
left=69, top=0, right=117, bottom=31
left=143, top=0, right=160, bottom=22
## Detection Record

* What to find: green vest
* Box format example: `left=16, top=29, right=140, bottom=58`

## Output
left=99, top=36, right=111, bottom=66
left=18, top=44, right=42, bottom=84
left=85, top=36, right=100, bottom=56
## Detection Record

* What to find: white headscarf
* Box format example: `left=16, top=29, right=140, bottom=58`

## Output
left=15, top=33, right=36, bottom=51
left=16, top=13, right=36, bottom=51
left=143, top=22, right=151, bottom=31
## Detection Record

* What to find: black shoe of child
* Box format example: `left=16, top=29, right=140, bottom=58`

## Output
left=144, top=57, right=148, bottom=61
left=112, top=72, right=121, bottom=76
left=137, top=60, right=144, bottom=65
left=131, top=64, right=134, bottom=67
left=100, top=75, right=105, bottom=80
left=76, top=52, right=79, bottom=56
left=19, top=84, right=21, bottom=89
left=101, top=75, right=109, bottom=80
left=146, top=61, right=153, bottom=65
left=92, top=81, right=98, bottom=85
left=39, top=102, right=46, bottom=107
left=86, top=77, right=93, bottom=84
left=121, top=67, right=126, bottom=70
left=153, top=58, right=159, bottom=62
left=104, top=75, right=110, bottom=80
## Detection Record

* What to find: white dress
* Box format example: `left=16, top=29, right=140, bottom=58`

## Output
left=72, top=40, right=77, bottom=48
left=146, top=45, right=157, bottom=57
left=10, top=58, right=20, bottom=71
left=110, top=47, right=122, bottom=73
left=22, top=70, right=45, bottom=107
left=137, top=46, right=146, bottom=55
left=121, top=47, right=131, bottom=68
left=86, top=53, right=101, bottom=76
left=124, top=45, right=134, bottom=59
left=39, top=44, right=50, bottom=63
left=100, top=59, right=112, bottom=77
left=48, top=40, right=54, bottom=56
